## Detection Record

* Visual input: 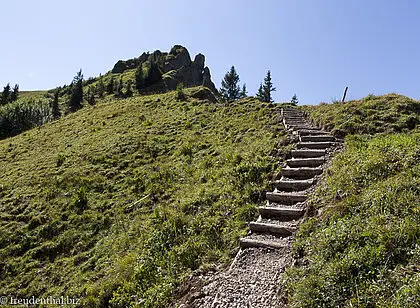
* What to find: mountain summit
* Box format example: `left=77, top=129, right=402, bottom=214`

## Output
left=111, top=45, right=218, bottom=94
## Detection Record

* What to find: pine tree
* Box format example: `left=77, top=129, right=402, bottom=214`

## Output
left=144, top=60, right=162, bottom=86
left=256, top=83, right=264, bottom=101
left=87, top=88, right=96, bottom=105
left=220, top=66, right=241, bottom=101
left=51, top=89, right=61, bottom=119
left=291, top=94, right=298, bottom=105
left=106, top=77, right=115, bottom=95
left=10, top=84, right=19, bottom=102
left=135, top=64, right=144, bottom=91
left=115, top=77, right=124, bottom=98
left=96, top=74, right=105, bottom=98
left=239, top=84, right=247, bottom=98
left=262, top=70, right=276, bottom=103
left=68, top=69, right=84, bottom=112
left=1, top=83, right=11, bottom=105
left=125, top=81, right=133, bottom=98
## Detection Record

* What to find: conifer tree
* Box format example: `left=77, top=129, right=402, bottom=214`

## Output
left=106, top=76, right=115, bottom=94
left=256, top=83, right=264, bottom=101
left=87, top=88, right=96, bottom=105
left=256, top=71, right=276, bottom=102
left=96, top=74, right=105, bottom=98
left=125, top=81, right=133, bottom=98
left=68, top=69, right=84, bottom=112
left=1, top=83, right=11, bottom=105
left=220, top=66, right=241, bottom=101
left=144, top=60, right=162, bottom=86
left=239, top=84, right=247, bottom=98
left=262, top=70, right=276, bottom=103
left=291, top=94, right=299, bottom=105
left=115, top=77, right=124, bottom=98
left=10, top=84, right=19, bottom=102
left=51, top=89, right=61, bottom=119
left=135, top=64, right=144, bottom=91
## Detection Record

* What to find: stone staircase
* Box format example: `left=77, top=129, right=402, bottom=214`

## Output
left=240, top=107, right=337, bottom=250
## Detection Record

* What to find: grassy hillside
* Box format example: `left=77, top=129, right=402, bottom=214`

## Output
left=286, top=94, right=420, bottom=307
left=0, top=87, right=287, bottom=307
left=302, top=94, right=420, bottom=137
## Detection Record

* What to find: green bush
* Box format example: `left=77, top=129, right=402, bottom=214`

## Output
left=0, top=99, right=52, bottom=139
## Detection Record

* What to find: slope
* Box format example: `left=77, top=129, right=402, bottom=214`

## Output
left=0, top=87, right=288, bottom=307
left=286, top=94, right=420, bottom=307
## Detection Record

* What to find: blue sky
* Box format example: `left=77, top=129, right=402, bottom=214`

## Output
left=1, top=0, right=419, bottom=104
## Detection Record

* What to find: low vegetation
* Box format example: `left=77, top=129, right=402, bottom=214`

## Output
left=302, top=93, right=420, bottom=137
left=286, top=94, right=420, bottom=307
left=0, top=87, right=287, bottom=307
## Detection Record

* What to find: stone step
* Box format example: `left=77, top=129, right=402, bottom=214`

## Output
left=285, top=119, right=305, bottom=122
left=285, top=121, right=306, bottom=125
left=240, top=236, right=289, bottom=250
left=282, top=108, right=301, bottom=113
left=266, top=191, right=307, bottom=204
left=283, top=113, right=304, bottom=119
left=291, top=149, right=326, bottom=158
left=298, top=129, right=329, bottom=136
left=259, top=206, right=304, bottom=219
left=297, top=142, right=333, bottom=149
left=300, top=135, right=335, bottom=142
left=249, top=221, right=296, bottom=236
left=287, top=157, right=325, bottom=168
left=284, top=117, right=304, bottom=121
left=287, top=125, right=320, bottom=130
left=283, top=115, right=303, bottom=119
left=272, top=179, right=314, bottom=191
left=281, top=167, right=323, bottom=179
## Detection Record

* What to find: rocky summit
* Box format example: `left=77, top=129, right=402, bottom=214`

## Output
left=111, top=45, right=218, bottom=94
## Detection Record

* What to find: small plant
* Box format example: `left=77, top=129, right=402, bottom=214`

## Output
left=56, top=153, right=66, bottom=167
left=176, top=83, right=186, bottom=101
left=73, top=186, right=88, bottom=212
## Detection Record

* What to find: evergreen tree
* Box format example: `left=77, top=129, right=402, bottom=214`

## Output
left=96, top=74, right=105, bottom=98
left=135, top=64, right=144, bottom=91
left=106, top=76, right=115, bottom=94
left=68, top=69, right=84, bottom=112
left=220, top=66, right=241, bottom=101
left=291, top=94, right=299, bottom=105
left=262, top=70, right=276, bottom=103
left=256, top=71, right=276, bottom=102
left=256, top=83, right=264, bottom=101
left=87, top=88, right=96, bottom=105
left=239, top=84, right=247, bottom=98
left=51, top=89, right=61, bottom=119
left=115, top=77, right=124, bottom=98
left=10, top=84, right=19, bottom=102
left=125, top=81, right=133, bottom=98
left=1, top=83, right=11, bottom=105
left=144, top=60, right=162, bottom=86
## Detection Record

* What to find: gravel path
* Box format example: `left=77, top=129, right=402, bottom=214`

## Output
left=179, top=246, right=293, bottom=308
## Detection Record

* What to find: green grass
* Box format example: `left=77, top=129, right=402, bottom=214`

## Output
left=19, top=90, right=49, bottom=100
left=302, top=93, right=420, bottom=137
left=0, top=87, right=287, bottom=307
left=285, top=131, right=420, bottom=307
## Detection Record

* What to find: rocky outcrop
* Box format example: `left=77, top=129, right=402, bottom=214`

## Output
left=111, top=45, right=218, bottom=94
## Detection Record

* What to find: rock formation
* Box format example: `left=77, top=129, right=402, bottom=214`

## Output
left=111, top=45, right=218, bottom=94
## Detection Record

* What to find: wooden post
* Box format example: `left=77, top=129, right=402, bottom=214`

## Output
left=341, top=86, right=348, bottom=102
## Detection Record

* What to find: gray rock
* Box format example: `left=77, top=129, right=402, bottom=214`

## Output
left=110, top=45, right=218, bottom=95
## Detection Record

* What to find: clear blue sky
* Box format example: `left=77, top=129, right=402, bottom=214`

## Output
left=1, top=0, right=419, bottom=104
